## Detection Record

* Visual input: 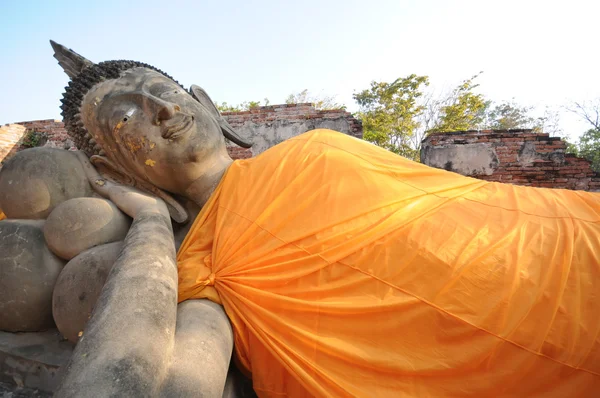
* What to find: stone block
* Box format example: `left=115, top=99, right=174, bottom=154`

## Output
left=0, top=330, right=72, bottom=394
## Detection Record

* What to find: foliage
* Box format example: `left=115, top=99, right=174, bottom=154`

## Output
left=21, top=129, right=47, bottom=148
left=577, top=128, right=600, bottom=173
left=353, top=75, right=429, bottom=159
left=352, top=71, right=569, bottom=160
left=566, top=99, right=600, bottom=173
left=430, top=74, right=488, bottom=133
left=352, top=73, right=490, bottom=159
left=215, top=102, right=241, bottom=112
left=285, top=89, right=345, bottom=110
left=535, top=107, right=563, bottom=137
left=481, top=102, right=563, bottom=136
left=565, top=141, right=579, bottom=156
left=486, top=101, right=536, bottom=130
left=566, top=99, right=600, bottom=131
left=568, top=128, right=600, bottom=173
left=215, top=98, right=270, bottom=113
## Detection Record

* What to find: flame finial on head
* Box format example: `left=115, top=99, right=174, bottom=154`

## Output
left=50, top=40, right=95, bottom=79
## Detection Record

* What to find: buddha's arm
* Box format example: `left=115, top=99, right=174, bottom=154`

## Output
left=55, top=204, right=179, bottom=397
left=161, top=300, right=234, bottom=397
left=56, top=154, right=237, bottom=397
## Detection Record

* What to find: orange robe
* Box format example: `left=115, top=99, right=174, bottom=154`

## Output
left=177, top=129, right=600, bottom=397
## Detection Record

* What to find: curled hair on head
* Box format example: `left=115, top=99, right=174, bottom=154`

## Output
left=60, top=60, right=185, bottom=157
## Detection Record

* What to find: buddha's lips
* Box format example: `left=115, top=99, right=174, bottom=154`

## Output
left=162, top=115, right=194, bottom=139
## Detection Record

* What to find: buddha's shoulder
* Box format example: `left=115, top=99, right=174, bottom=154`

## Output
left=288, top=129, right=363, bottom=148
left=257, top=129, right=374, bottom=160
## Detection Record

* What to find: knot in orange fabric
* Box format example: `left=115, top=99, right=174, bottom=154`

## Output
left=177, top=250, right=222, bottom=304
left=206, top=272, right=216, bottom=286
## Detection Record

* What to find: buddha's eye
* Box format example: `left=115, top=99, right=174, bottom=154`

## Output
left=123, top=108, right=135, bottom=122
left=162, top=90, right=180, bottom=98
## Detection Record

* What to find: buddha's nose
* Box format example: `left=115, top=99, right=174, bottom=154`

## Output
left=157, top=101, right=177, bottom=121
left=143, top=93, right=179, bottom=122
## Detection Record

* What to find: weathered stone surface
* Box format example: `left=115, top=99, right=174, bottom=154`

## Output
left=44, top=198, right=130, bottom=260
left=0, top=148, right=93, bottom=219
left=0, top=124, right=27, bottom=164
left=54, top=211, right=179, bottom=398
left=223, top=104, right=363, bottom=156
left=161, top=300, right=234, bottom=397
left=0, top=329, right=72, bottom=394
left=421, top=143, right=499, bottom=176
left=0, top=221, right=65, bottom=332
left=0, top=382, right=51, bottom=398
left=52, top=242, right=123, bottom=343
left=421, top=130, right=600, bottom=191
left=45, top=43, right=252, bottom=397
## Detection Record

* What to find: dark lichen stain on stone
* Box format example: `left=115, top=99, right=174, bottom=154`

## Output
left=444, top=161, right=453, bottom=171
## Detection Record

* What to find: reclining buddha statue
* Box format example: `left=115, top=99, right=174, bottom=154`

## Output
left=0, top=41, right=598, bottom=397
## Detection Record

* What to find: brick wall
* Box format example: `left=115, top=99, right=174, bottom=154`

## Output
left=222, top=103, right=363, bottom=156
left=222, top=103, right=362, bottom=138
left=1, top=104, right=362, bottom=164
left=16, top=120, right=75, bottom=151
left=0, top=124, right=27, bottom=163
left=421, top=130, right=600, bottom=192
left=226, top=146, right=252, bottom=159
left=0, top=119, right=75, bottom=164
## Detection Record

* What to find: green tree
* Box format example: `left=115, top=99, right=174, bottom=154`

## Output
left=570, top=128, right=600, bottom=173
left=353, top=72, right=565, bottom=160
left=353, top=74, right=429, bottom=159
left=535, top=106, right=563, bottom=137
left=486, top=101, right=536, bottom=130
left=567, top=100, right=600, bottom=130
left=286, top=89, right=345, bottom=110
left=215, top=98, right=270, bottom=113
left=215, top=102, right=242, bottom=112
left=566, top=100, right=600, bottom=173
left=430, top=74, right=488, bottom=132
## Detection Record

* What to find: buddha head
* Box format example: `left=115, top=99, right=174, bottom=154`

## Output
left=52, top=41, right=251, bottom=222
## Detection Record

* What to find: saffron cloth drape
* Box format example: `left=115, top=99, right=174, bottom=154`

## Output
left=177, top=129, right=600, bottom=397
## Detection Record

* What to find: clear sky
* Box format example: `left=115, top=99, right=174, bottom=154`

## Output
left=1, top=0, right=598, bottom=141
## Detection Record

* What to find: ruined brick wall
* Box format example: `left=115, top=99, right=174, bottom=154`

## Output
left=1, top=104, right=362, bottom=164
left=16, top=120, right=75, bottom=150
left=0, top=124, right=27, bottom=163
left=421, top=130, right=600, bottom=192
left=0, top=119, right=75, bottom=164
left=226, top=146, right=253, bottom=160
left=222, top=103, right=363, bottom=156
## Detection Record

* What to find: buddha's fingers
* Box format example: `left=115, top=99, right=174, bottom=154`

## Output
left=74, top=151, right=167, bottom=219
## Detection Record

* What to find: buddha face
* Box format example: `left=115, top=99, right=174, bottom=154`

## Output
left=80, top=67, right=229, bottom=195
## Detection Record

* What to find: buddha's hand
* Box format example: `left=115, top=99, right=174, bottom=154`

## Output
left=75, top=152, right=169, bottom=219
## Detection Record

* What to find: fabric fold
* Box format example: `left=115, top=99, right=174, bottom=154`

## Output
left=177, top=129, right=600, bottom=397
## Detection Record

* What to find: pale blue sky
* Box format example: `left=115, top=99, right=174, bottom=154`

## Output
left=1, top=0, right=598, bottom=141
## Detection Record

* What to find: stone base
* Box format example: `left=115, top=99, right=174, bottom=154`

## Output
left=0, top=329, right=258, bottom=397
left=0, top=381, right=51, bottom=397
left=0, top=329, right=73, bottom=394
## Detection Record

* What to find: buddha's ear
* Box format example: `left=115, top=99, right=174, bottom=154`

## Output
left=190, top=84, right=252, bottom=148
left=89, top=155, right=189, bottom=223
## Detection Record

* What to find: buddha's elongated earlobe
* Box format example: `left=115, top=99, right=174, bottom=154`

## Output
left=190, top=84, right=253, bottom=148
left=89, top=155, right=189, bottom=223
